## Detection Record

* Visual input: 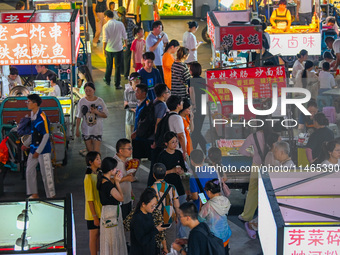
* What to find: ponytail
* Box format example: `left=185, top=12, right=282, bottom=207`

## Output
left=96, top=170, right=104, bottom=190
left=297, top=49, right=308, bottom=59
left=163, top=39, right=180, bottom=55
left=301, top=60, right=313, bottom=88
left=96, top=157, right=118, bottom=190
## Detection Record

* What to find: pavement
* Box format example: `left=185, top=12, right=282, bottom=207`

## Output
left=0, top=16, right=263, bottom=255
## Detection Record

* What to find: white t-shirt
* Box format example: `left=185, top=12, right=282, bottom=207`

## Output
left=298, top=0, right=313, bottom=14
left=49, top=85, right=61, bottom=97
left=77, top=97, right=108, bottom=136
left=333, top=39, right=340, bottom=54
left=103, top=19, right=127, bottom=52
left=292, top=60, right=304, bottom=79
left=319, top=70, right=336, bottom=89
left=168, top=112, right=186, bottom=152
left=183, top=31, right=197, bottom=63
left=113, top=154, right=132, bottom=204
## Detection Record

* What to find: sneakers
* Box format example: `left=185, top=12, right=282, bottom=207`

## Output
left=238, top=214, right=247, bottom=222
left=103, top=77, right=110, bottom=86
left=116, top=85, right=123, bottom=89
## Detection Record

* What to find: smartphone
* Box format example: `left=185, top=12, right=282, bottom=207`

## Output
left=198, top=193, right=207, bottom=204
left=124, top=105, right=129, bottom=109
left=161, top=223, right=171, bottom=228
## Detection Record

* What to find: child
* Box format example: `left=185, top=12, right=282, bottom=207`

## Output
left=84, top=151, right=102, bottom=255
left=131, top=27, right=145, bottom=72
left=108, top=1, right=119, bottom=19
left=138, top=52, right=162, bottom=101
left=318, top=61, right=336, bottom=95
left=124, top=72, right=140, bottom=140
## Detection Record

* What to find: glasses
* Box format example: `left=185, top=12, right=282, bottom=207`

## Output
left=121, top=147, right=133, bottom=151
left=25, top=100, right=32, bottom=104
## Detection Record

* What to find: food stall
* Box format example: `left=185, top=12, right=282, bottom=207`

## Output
left=0, top=194, right=75, bottom=254
left=0, top=9, right=80, bottom=136
left=207, top=10, right=263, bottom=68
left=259, top=170, right=340, bottom=255
left=205, top=65, right=287, bottom=187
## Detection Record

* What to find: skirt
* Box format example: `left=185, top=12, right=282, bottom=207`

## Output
left=100, top=204, right=128, bottom=255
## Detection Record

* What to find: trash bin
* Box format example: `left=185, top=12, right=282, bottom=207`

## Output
left=201, top=3, right=210, bottom=19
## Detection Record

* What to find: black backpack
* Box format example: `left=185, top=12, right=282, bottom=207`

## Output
left=154, top=112, right=177, bottom=148
left=136, top=100, right=163, bottom=139
left=196, top=223, right=225, bottom=255
left=57, top=80, right=70, bottom=96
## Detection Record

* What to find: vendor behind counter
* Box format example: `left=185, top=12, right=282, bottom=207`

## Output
left=270, top=0, right=292, bottom=32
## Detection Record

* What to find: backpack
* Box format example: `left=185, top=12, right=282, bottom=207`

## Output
left=154, top=112, right=177, bottom=148
left=57, top=80, right=70, bottom=96
left=136, top=100, right=163, bottom=139
left=196, top=223, right=225, bottom=255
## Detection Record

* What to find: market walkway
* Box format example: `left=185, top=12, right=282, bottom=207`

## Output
left=0, top=14, right=263, bottom=254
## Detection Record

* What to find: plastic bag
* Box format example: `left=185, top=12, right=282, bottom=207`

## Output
left=0, top=137, right=9, bottom=164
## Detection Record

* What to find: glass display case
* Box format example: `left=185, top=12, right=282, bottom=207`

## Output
left=0, top=194, right=75, bottom=254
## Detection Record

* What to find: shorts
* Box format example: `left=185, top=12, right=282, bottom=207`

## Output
left=87, top=220, right=100, bottom=230
left=82, top=134, right=102, bottom=141
left=142, top=20, right=154, bottom=32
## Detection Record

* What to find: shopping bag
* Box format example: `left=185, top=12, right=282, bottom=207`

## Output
left=0, top=137, right=9, bottom=164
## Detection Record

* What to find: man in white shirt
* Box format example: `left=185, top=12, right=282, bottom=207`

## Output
left=332, top=38, right=340, bottom=69
left=296, top=0, right=317, bottom=25
left=103, top=10, right=127, bottom=89
left=166, top=95, right=187, bottom=159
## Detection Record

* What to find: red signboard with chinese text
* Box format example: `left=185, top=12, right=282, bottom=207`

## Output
left=206, top=66, right=287, bottom=102
left=0, top=22, right=72, bottom=65
left=284, top=227, right=340, bottom=255
left=1, top=13, right=32, bottom=23
left=207, top=13, right=215, bottom=48
left=220, top=26, right=262, bottom=50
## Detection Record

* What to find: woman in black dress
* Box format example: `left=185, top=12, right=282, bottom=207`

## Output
left=130, top=188, right=166, bottom=255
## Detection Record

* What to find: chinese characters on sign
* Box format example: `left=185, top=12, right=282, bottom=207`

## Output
left=269, top=33, right=321, bottom=56
left=220, top=26, right=263, bottom=50
left=0, top=22, right=71, bottom=65
left=206, top=66, right=287, bottom=102
left=1, top=13, right=32, bottom=23
left=207, top=13, right=215, bottom=48
left=284, top=227, right=340, bottom=255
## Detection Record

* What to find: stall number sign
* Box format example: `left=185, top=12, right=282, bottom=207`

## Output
left=269, top=33, right=322, bottom=56
left=220, top=26, right=262, bottom=50
left=0, top=22, right=72, bottom=65
left=206, top=66, right=286, bottom=101
left=284, top=227, right=340, bottom=255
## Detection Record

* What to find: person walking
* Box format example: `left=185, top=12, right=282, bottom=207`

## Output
left=24, top=94, right=55, bottom=199
left=296, top=0, right=316, bottom=26
left=183, top=21, right=202, bottom=65
left=92, top=0, right=107, bottom=47
left=103, top=10, right=127, bottom=89
left=76, top=82, right=108, bottom=153
left=171, top=47, right=191, bottom=98
left=117, top=6, right=138, bottom=80
left=131, top=27, right=146, bottom=72
left=136, top=0, right=159, bottom=38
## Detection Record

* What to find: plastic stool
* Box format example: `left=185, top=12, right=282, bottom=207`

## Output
left=323, top=106, right=336, bottom=124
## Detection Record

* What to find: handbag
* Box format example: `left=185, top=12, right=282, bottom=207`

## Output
left=102, top=204, right=120, bottom=228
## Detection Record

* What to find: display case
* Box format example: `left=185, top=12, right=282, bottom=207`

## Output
left=0, top=194, right=75, bottom=254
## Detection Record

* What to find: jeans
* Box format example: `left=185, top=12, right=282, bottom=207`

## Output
left=122, top=44, right=132, bottom=78
left=105, top=50, right=123, bottom=87
left=299, top=12, right=312, bottom=25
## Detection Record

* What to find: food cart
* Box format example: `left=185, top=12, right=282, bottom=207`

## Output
left=0, top=194, right=75, bottom=254
left=0, top=9, right=81, bottom=137
left=259, top=170, right=340, bottom=255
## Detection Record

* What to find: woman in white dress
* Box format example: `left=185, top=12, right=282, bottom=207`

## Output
left=292, top=49, right=308, bottom=82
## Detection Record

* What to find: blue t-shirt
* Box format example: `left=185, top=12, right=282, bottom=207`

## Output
left=146, top=33, right=164, bottom=66
left=138, top=68, right=162, bottom=101
left=190, top=166, right=218, bottom=210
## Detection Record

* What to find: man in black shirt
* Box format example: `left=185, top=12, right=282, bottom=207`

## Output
left=35, top=65, right=57, bottom=80
left=172, top=202, right=220, bottom=255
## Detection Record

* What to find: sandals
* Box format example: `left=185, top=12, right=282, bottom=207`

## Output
left=245, top=222, right=257, bottom=239
left=79, top=149, right=87, bottom=157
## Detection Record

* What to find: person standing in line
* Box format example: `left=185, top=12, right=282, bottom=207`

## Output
left=97, top=157, right=128, bottom=255
left=102, top=10, right=127, bottom=89
left=117, top=6, right=138, bottom=80
left=162, top=40, right=180, bottom=89
left=92, top=0, right=107, bottom=47
left=171, top=47, right=191, bottom=98
left=146, top=21, right=165, bottom=81
left=76, top=82, right=109, bottom=153
left=188, top=62, right=207, bottom=154
left=131, top=27, right=146, bottom=72
left=292, top=49, right=308, bottom=82
left=24, top=94, right=55, bottom=199
left=183, top=21, right=202, bottom=65
left=136, top=0, right=159, bottom=38
left=84, top=151, right=102, bottom=255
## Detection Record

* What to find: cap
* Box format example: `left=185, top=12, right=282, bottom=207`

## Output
left=129, top=72, right=141, bottom=81
left=117, top=6, right=126, bottom=15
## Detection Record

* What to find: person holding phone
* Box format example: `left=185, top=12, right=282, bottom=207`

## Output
left=183, top=21, right=202, bottom=65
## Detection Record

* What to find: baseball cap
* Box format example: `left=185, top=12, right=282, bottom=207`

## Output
left=129, top=72, right=141, bottom=81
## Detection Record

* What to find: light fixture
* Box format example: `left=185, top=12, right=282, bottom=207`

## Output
left=16, top=210, right=29, bottom=230
left=14, top=235, right=29, bottom=251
